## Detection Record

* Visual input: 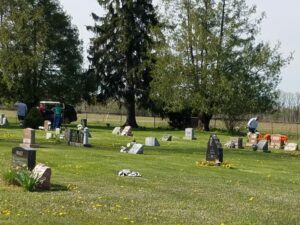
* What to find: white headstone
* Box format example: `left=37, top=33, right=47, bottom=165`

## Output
left=145, top=137, right=160, bottom=146
left=128, top=143, right=144, bottom=154
left=46, top=132, right=53, bottom=139
left=121, top=126, right=132, bottom=136
left=184, top=128, right=195, bottom=140
left=112, top=127, right=122, bottom=135
left=0, top=114, right=4, bottom=125
left=55, top=128, right=61, bottom=135
left=284, top=143, right=298, bottom=151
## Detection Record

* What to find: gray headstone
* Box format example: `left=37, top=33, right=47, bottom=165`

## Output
left=20, top=128, right=38, bottom=148
left=12, top=147, right=36, bottom=170
left=284, top=143, right=298, bottom=151
left=32, top=163, right=51, bottom=190
left=184, top=128, right=195, bottom=140
left=161, top=135, right=172, bottom=141
left=0, top=114, right=8, bottom=126
left=112, top=127, right=122, bottom=135
left=230, top=137, right=243, bottom=149
left=145, top=137, right=160, bottom=146
left=128, top=143, right=144, bottom=154
left=65, top=129, right=83, bottom=146
left=257, top=140, right=268, bottom=152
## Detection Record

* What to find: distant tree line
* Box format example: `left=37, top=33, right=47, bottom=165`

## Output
left=0, top=0, right=292, bottom=130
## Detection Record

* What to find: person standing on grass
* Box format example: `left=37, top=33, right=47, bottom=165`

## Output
left=247, top=116, right=259, bottom=133
left=14, top=101, right=27, bottom=127
left=52, top=103, right=62, bottom=129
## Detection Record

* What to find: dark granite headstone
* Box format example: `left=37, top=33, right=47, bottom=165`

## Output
left=206, top=134, right=223, bottom=163
left=65, top=129, right=83, bottom=146
left=12, top=147, right=36, bottom=170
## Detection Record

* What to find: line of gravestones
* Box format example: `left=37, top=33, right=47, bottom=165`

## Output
left=9, top=122, right=299, bottom=187
left=10, top=119, right=91, bottom=190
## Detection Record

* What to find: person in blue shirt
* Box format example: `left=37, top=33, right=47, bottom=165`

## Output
left=14, top=101, right=27, bottom=126
left=247, top=116, right=259, bottom=133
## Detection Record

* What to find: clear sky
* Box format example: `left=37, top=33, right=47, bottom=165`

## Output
left=59, top=0, right=299, bottom=93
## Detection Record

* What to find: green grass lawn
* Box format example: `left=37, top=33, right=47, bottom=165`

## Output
left=0, top=116, right=300, bottom=225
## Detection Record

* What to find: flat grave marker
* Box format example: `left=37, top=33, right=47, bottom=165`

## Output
left=128, top=143, right=144, bottom=154
left=121, top=126, right=133, bottom=136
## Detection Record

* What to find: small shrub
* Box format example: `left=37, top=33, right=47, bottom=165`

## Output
left=2, top=168, right=40, bottom=192
left=24, top=107, right=44, bottom=129
left=14, top=169, right=40, bottom=192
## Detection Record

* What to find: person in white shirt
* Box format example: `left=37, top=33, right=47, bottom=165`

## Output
left=247, top=116, right=259, bottom=133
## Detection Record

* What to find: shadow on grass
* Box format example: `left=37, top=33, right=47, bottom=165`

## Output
left=48, top=183, right=69, bottom=192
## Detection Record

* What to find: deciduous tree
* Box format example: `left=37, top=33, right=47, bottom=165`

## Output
left=0, top=0, right=83, bottom=106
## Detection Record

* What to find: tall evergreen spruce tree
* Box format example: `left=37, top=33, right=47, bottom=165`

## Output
left=87, top=0, right=159, bottom=127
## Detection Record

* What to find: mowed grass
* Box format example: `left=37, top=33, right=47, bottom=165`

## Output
left=0, top=111, right=300, bottom=224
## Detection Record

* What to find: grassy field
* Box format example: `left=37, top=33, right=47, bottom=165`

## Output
left=0, top=110, right=300, bottom=225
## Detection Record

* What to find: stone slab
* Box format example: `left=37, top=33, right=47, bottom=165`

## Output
left=128, top=143, right=144, bottom=154
left=145, top=137, right=160, bottom=146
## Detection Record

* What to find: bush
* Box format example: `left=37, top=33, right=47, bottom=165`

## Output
left=24, top=107, right=44, bottom=129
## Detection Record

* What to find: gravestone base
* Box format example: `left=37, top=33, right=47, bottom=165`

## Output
left=19, top=143, right=39, bottom=148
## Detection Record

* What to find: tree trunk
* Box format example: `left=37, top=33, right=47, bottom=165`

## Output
left=199, top=112, right=212, bottom=131
left=124, top=93, right=138, bottom=128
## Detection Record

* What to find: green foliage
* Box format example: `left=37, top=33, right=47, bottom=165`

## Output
left=2, top=169, right=19, bottom=185
left=87, top=0, right=161, bottom=127
left=151, top=0, right=292, bottom=131
left=24, top=107, right=44, bottom=129
left=0, top=119, right=300, bottom=224
left=0, top=0, right=84, bottom=105
left=2, top=168, right=39, bottom=192
left=14, top=169, right=39, bottom=192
